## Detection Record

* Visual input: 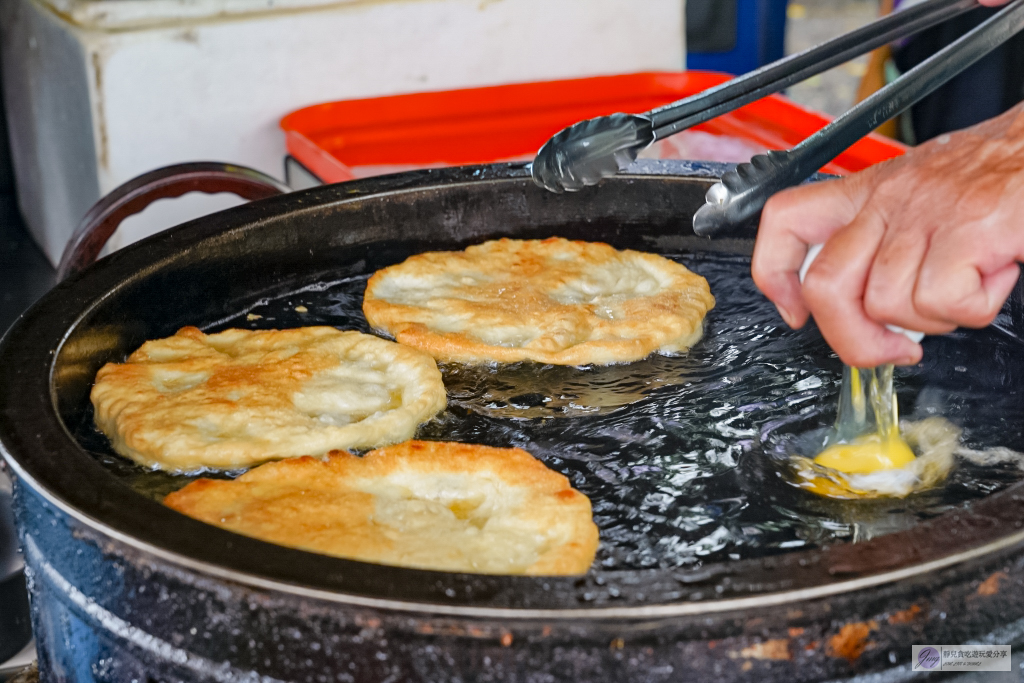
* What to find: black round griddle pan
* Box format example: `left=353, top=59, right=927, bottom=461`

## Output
left=3, top=161, right=1024, bottom=682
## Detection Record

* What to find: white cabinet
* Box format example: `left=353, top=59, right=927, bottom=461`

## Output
left=1, top=0, right=686, bottom=264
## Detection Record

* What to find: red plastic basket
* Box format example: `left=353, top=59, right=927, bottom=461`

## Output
left=280, top=71, right=906, bottom=184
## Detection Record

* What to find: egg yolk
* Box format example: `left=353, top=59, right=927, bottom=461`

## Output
left=813, top=434, right=916, bottom=474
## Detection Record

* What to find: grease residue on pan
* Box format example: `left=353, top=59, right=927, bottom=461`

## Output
left=73, top=252, right=1024, bottom=570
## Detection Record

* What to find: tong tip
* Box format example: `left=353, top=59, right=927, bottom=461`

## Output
left=531, top=114, right=654, bottom=193
left=692, top=151, right=795, bottom=236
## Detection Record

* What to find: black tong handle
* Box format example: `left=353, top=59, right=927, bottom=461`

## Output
left=649, top=0, right=978, bottom=138
left=692, top=0, right=1024, bottom=236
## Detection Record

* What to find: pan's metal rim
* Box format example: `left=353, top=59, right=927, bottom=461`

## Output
left=8, top=448, right=1024, bottom=620
left=2, top=160, right=1022, bottom=618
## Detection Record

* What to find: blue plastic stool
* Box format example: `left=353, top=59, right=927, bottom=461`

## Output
left=687, top=0, right=790, bottom=75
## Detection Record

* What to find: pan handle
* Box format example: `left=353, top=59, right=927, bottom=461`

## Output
left=57, top=162, right=290, bottom=281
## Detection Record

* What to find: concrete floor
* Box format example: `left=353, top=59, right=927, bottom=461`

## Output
left=784, top=0, right=880, bottom=117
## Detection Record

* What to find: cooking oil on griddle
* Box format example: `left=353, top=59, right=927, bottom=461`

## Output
left=74, top=252, right=1024, bottom=570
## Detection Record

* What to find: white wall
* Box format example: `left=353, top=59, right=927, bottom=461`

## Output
left=4, top=0, right=686, bottom=263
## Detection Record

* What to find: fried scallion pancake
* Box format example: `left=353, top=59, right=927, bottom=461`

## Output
left=164, top=440, right=599, bottom=575
left=363, top=237, right=715, bottom=365
left=91, top=327, right=446, bottom=472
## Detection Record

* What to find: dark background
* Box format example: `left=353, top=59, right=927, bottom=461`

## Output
left=0, top=69, right=55, bottom=337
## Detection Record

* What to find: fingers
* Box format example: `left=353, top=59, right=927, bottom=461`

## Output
left=983, top=263, right=1023, bottom=318
left=752, top=177, right=868, bottom=328
left=802, top=209, right=924, bottom=367
left=802, top=212, right=1019, bottom=364
left=794, top=209, right=1018, bottom=365
left=863, top=216, right=959, bottom=335
left=914, top=235, right=1021, bottom=329
left=752, top=104, right=1024, bottom=365
left=978, top=263, right=1023, bottom=324
left=978, top=0, right=1011, bottom=5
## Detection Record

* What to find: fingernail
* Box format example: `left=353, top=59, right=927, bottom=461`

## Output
left=894, top=356, right=919, bottom=367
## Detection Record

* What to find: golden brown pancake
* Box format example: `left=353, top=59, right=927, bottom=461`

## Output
left=165, top=440, right=599, bottom=575
left=91, top=327, right=446, bottom=472
left=363, top=237, right=715, bottom=365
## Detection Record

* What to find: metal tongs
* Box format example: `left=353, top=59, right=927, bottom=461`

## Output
left=532, top=0, right=1024, bottom=236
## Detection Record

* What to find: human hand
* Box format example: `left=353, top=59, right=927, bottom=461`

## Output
left=979, top=0, right=1011, bottom=5
left=751, top=102, right=1024, bottom=367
